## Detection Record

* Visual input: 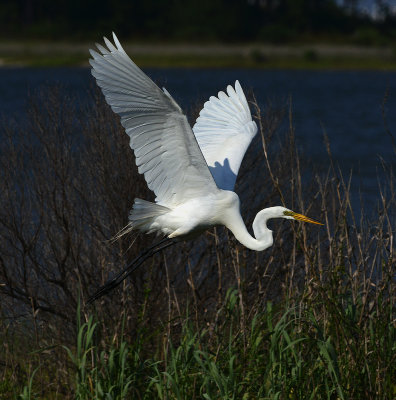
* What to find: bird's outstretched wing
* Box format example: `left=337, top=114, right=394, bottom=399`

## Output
left=193, top=81, right=257, bottom=191
left=89, top=33, right=218, bottom=207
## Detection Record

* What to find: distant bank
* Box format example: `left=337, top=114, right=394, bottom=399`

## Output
left=0, top=41, right=395, bottom=69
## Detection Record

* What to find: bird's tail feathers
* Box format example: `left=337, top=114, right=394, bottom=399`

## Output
left=128, top=198, right=170, bottom=234
left=110, top=199, right=170, bottom=242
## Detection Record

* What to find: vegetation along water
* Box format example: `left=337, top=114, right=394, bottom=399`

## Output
left=0, top=68, right=395, bottom=398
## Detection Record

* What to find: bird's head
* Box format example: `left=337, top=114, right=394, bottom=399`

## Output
left=252, top=206, right=323, bottom=243
left=282, top=209, right=323, bottom=225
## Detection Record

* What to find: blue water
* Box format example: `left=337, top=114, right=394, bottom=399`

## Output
left=1, top=67, right=395, bottom=209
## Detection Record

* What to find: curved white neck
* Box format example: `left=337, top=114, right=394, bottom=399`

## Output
left=225, top=208, right=275, bottom=251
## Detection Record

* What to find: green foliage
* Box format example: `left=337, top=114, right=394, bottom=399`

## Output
left=17, top=285, right=395, bottom=399
left=303, top=49, right=319, bottom=62
left=18, top=368, right=38, bottom=400
left=1, top=84, right=394, bottom=399
left=258, top=24, right=297, bottom=44
left=0, top=0, right=395, bottom=44
left=61, top=303, right=143, bottom=399
left=352, top=27, right=389, bottom=46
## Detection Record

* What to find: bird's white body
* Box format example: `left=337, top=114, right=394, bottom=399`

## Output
left=89, top=34, right=321, bottom=255
left=156, top=191, right=236, bottom=239
left=133, top=190, right=283, bottom=251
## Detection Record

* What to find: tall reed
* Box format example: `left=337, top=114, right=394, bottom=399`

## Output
left=0, top=84, right=394, bottom=398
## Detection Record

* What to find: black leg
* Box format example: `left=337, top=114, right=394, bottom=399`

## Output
left=87, top=238, right=176, bottom=304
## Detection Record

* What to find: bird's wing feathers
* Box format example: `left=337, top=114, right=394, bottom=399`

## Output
left=193, top=81, right=257, bottom=191
left=89, top=33, right=218, bottom=206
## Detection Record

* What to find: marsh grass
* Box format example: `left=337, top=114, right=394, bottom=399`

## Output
left=0, top=85, right=394, bottom=399
left=24, top=287, right=394, bottom=399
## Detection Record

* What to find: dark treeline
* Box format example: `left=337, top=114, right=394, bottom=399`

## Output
left=1, top=0, right=396, bottom=43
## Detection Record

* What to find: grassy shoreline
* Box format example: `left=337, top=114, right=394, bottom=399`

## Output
left=1, top=85, right=395, bottom=398
left=1, top=41, right=396, bottom=69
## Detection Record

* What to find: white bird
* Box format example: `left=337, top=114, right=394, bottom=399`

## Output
left=87, top=33, right=322, bottom=303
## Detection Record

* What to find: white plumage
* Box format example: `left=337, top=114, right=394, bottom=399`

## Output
left=90, top=35, right=217, bottom=208
left=193, top=80, right=257, bottom=191
left=90, top=33, right=322, bottom=250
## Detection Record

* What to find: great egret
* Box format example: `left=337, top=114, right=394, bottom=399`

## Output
left=87, top=33, right=322, bottom=303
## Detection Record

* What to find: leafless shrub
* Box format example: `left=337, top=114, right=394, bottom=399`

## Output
left=0, top=84, right=394, bottom=396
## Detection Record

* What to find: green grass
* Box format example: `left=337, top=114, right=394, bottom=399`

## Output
left=0, top=85, right=395, bottom=399
left=17, top=288, right=395, bottom=399
left=1, top=41, right=396, bottom=69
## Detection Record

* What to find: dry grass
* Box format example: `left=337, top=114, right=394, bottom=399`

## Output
left=0, top=84, right=394, bottom=398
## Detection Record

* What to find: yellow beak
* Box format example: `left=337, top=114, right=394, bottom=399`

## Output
left=291, top=212, right=323, bottom=225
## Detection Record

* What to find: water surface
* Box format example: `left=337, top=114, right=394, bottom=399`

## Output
left=1, top=67, right=395, bottom=209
